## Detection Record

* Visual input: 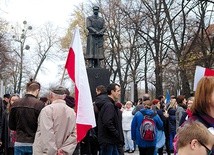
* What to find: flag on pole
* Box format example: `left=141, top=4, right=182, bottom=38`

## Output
left=193, top=66, right=214, bottom=91
left=65, top=27, right=96, bottom=142
left=165, top=90, right=170, bottom=104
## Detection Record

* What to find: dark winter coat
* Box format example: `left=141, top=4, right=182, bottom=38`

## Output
left=97, top=96, right=124, bottom=146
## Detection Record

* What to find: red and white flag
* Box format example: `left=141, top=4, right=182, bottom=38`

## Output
left=193, top=66, right=214, bottom=91
left=65, top=27, right=96, bottom=142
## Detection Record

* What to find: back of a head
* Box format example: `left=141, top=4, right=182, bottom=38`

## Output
left=50, top=86, right=67, bottom=100
left=40, top=97, right=48, bottom=103
left=142, top=94, right=151, bottom=108
left=26, top=79, right=41, bottom=92
left=177, top=121, right=213, bottom=150
left=143, top=93, right=150, bottom=102
left=176, top=95, right=185, bottom=105
left=158, top=95, right=164, bottom=101
left=152, top=99, right=160, bottom=105
left=96, top=85, right=106, bottom=94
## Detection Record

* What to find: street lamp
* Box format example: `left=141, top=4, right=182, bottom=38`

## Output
left=11, top=21, right=32, bottom=94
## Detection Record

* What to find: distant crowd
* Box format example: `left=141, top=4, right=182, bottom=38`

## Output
left=0, top=76, right=213, bottom=155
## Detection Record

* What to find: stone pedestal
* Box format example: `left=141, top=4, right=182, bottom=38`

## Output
left=87, top=68, right=110, bottom=101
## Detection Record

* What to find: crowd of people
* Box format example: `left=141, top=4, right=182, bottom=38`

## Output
left=0, top=76, right=213, bottom=155
left=0, top=79, right=77, bottom=155
left=91, top=76, right=214, bottom=155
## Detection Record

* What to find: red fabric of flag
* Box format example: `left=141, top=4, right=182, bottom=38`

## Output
left=65, top=28, right=96, bottom=142
left=194, top=66, right=214, bottom=91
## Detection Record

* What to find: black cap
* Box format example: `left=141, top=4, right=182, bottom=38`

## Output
left=93, top=6, right=99, bottom=10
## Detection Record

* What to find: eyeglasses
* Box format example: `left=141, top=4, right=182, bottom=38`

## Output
left=198, top=140, right=212, bottom=155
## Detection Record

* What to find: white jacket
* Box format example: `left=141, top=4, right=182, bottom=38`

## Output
left=122, top=108, right=134, bottom=130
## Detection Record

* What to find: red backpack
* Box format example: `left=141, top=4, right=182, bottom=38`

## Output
left=140, top=112, right=157, bottom=141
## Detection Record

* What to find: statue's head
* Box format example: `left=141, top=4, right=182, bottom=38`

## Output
left=93, top=6, right=99, bottom=15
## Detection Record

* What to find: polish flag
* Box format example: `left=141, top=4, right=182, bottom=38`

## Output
left=193, top=66, right=214, bottom=91
left=65, top=27, right=96, bottom=142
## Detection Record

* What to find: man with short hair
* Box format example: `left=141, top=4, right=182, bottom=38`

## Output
left=9, top=80, right=45, bottom=155
left=97, top=83, right=124, bottom=155
left=33, top=86, right=77, bottom=155
left=176, top=121, right=214, bottom=155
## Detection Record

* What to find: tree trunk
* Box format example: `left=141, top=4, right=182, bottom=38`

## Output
left=155, top=66, right=163, bottom=98
left=180, top=68, right=191, bottom=98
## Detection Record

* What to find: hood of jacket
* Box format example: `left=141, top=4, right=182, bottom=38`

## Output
left=140, top=108, right=155, bottom=116
left=94, top=93, right=109, bottom=111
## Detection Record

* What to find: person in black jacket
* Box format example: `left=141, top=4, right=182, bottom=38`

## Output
left=97, top=83, right=124, bottom=155
left=79, top=85, right=107, bottom=155
left=167, top=99, right=177, bottom=153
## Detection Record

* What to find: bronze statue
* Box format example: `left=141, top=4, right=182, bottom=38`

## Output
left=86, top=6, right=105, bottom=68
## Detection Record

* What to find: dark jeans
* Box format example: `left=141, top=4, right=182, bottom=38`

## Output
left=158, top=146, right=164, bottom=155
left=100, top=143, right=119, bottom=155
left=139, top=146, right=155, bottom=155
left=169, top=131, right=176, bottom=151
left=14, top=146, right=32, bottom=155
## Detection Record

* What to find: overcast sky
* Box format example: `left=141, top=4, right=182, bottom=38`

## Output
left=1, top=0, right=84, bottom=91
left=1, top=0, right=83, bottom=27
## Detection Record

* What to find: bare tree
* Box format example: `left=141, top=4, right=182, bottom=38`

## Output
left=162, top=0, right=214, bottom=97
left=32, top=23, right=61, bottom=80
left=130, top=0, right=170, bottom=98
left=0, top=19, right=12, bottom=81
left=96, top=0, right=148, bottom=102
left=189, top=1, right=214, bottom=68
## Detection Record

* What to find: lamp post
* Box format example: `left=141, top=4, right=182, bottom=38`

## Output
left=12, top=21, right=32, bottom=94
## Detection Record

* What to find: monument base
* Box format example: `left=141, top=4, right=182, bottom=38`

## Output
left=87, top=68, right=110, bottom=101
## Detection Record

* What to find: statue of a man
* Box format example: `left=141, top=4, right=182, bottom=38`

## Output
left=86, top=6, right=105, bottom=68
